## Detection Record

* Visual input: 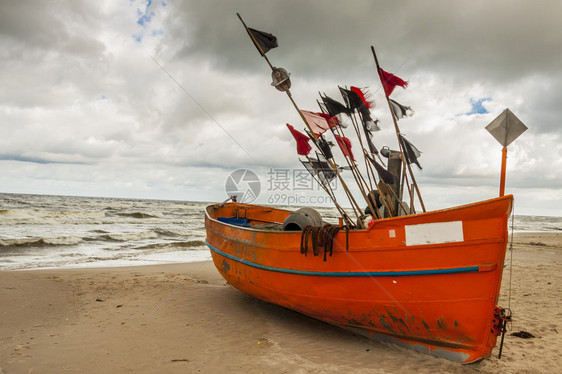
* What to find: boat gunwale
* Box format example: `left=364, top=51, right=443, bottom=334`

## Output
left=205, top=195, right=514, bottom=233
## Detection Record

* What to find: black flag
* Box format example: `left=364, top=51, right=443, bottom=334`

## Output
left=339, top=87, right=380, bottom=132
left=364, top=130, right=379, bottom=155
left=248, top=28, right=278, bottom=55
left=389, top=99, right=414, bottom=120
left=317, top=136, right=334, bottom=160
left=339, top=87, right=364, bottom=111
left=399, top=135, right=422, bottom=169
left=322, top=95, right=351, bottom=117
left=301, top=156, right=336, bottom=186
left=367, top=155, right=397, bottom=185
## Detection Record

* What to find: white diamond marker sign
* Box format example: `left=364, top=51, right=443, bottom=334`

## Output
left=486, top=108, right=528, bottom=147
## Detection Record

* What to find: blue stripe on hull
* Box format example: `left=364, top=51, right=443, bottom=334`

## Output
left=206, top=241, right=480, bottom=277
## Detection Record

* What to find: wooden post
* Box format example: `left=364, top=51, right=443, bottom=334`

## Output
left=499, top=147, right=507, bottom=197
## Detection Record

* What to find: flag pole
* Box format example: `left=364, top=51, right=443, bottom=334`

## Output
left=316, top=94, right=379, bottom=219
left=317, top=96, right=375, bottom=193
left=237, top=13, right=365, bottom=226
left=342, top=88, right=399, bottom=215
left=371, top=46, right=426, bottom=212
left=317, top=95, right=382, bottom=219
left=330, top=125, right=381, bottom=220
left=325, top=90, right=396, bottom=217
left=342, top=94, right=377, bottom=192
left=320, top=89, right=385, bottom=219
left=289, top=95, right=366, bottom=226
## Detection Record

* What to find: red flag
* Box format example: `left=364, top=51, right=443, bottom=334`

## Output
left=334, top=134, right=355, bottom=161
left=300, top=110, right=336, bottom=137
left=317, top=112, right=339, bottom=128
left=378, top=68, right=407, bottom=97
left=286, top=124, right=311, bottom=156
left=350, top=86, right=374, bottom=109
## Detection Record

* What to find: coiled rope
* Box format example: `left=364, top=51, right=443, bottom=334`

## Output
left=300, top=224, right=348, bottom=261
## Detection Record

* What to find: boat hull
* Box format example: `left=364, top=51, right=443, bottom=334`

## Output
left=205, top=196, right=513, bottom=363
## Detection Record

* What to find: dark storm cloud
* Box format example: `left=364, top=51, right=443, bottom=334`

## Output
left=160, top=0, right=562, bottom=136
left=165, top=1, right=562, bottom=80
left=165, top=0, right=399, bottom=77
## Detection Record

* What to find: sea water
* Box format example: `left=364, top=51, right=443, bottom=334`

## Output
left=0, top=193, right=212, bottom=270
left=1, top=193, right=560, bottom=270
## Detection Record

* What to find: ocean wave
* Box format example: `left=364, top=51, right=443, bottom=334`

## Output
left=0, top=208, right=105, bottom=223
left=100, top=231, right=159, bottom=242
left=154, top=229, right=182, bottom=237
left=0, top=208, right=40, bottom=219
left=0, top=236, right=83, bottom=248
left=175, top=240, right=206, bottom=248
left=131, top=240, right=206, bottom=251
left=115, top=212, right=162, bottom=219
left=85, top=255, right=132, bottom=262
left=153, top=228, right=206, bottom=237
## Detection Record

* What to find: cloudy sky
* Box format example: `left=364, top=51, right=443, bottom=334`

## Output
left=1, top=0, right=561, bottom=216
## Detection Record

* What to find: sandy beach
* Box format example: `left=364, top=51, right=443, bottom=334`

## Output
left=1, top=232, right=560, bottom=373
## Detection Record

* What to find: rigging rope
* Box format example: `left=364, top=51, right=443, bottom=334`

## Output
left=498, top=199, right=516, bottom=359
left=508, top=200, right=515, bottom=310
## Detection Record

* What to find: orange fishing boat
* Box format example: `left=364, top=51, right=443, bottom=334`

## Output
left=205, top=196, right=513, bottom=363
left=204, top=13, right=525, bottom=363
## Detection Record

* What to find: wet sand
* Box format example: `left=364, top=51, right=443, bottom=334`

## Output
left=1, top=232, right=560, bottom=373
